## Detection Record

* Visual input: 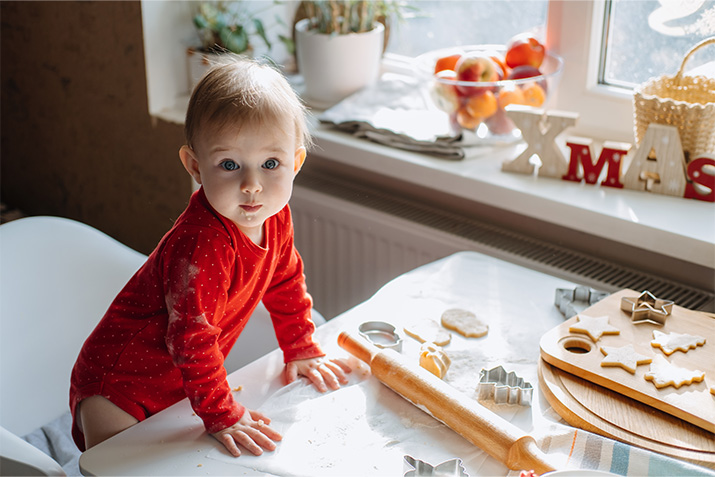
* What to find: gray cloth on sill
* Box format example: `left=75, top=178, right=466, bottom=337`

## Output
left=318, top=73, right=520, bottom=160
left=318, top=73, right=468, bottom=159
left=23, top=412, right=82, bottom=477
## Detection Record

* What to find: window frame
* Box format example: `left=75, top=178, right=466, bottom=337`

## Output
left=141, top=0, right=644, bottom=143
left=545, top=0, right=635, bottom=144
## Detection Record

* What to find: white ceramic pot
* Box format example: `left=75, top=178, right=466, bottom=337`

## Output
left=295, top=18, right=384, bottom=109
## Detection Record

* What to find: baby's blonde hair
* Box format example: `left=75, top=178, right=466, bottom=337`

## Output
left=184, top=56, right=312, bottom=151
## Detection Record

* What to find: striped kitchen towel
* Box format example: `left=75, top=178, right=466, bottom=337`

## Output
left=508, top=417, right=715, bottom=476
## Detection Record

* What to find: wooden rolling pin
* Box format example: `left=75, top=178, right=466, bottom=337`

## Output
left=338, top=331, right=558, bottom=474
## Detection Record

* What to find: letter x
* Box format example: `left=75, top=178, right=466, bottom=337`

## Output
left=502, top=107, right=578, bottom=178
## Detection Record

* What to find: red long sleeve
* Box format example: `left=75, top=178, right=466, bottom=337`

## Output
left=70, top=189, right=323, bottom=449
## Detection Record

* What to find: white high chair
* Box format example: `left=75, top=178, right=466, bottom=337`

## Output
left=0, top=216, right=323, bottom=476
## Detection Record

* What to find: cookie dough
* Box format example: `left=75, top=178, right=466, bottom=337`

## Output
left=650, top=330, right=706, bottom=355
left=644, top=355, right=705, bottom=389
left=419, top=342, right=451, bottom=379
left=404, top=320, right=451, bottom=346
left=440, top=308, right=488, bottom=338
left=568, top=314, right=620, bottom=342
left=600, top=344, right=652, bottom=373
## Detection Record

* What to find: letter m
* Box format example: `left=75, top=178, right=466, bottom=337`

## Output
left=563, top=138, right=630, bottom=188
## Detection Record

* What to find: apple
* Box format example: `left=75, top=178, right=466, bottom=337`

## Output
left=507, top=65, right=547, bottom=92
left=434, top=53, right=461, bottom=74
left=455, top=53, right=499, bottom=97
left=505, top=33, right=545, bottom=69
left=485, top=107, right=515, bottom=135
left=430, top=70, right=460, bottom=113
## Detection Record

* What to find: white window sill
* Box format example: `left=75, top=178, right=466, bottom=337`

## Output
left=309, top=121, right=714, bottom=272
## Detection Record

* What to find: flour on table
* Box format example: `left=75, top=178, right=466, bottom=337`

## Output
left=206, top=375, right=484, bottom=476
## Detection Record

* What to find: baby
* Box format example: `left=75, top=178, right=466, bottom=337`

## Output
left=70, top=57, right=351, bottom=458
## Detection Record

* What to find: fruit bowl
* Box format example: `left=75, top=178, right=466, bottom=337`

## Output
left=414, top=44, right=564, bottom=139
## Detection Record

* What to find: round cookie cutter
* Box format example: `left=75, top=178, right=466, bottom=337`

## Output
left=358, top=321, right=403, bottom=352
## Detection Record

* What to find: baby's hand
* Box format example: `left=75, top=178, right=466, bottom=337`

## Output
left=284, top=356, right=352, bottom=392
left=211, top=409, right=282, bottom=457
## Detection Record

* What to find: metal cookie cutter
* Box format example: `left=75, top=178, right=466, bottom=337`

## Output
left=358, top=321, right=403, bottom=352
left=620, top=290, right=674, bottom=326
left=477, top=366, right=533, bottom=406
left=403, top=455, right=469, bottom=477
left=555, top=286, right=610, bottom=318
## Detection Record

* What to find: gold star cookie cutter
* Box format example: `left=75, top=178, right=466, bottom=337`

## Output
left=620, top=290, right=674, bottom=325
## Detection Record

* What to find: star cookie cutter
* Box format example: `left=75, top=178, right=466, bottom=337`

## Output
left=403, top=455, right=469, bottom=477
left=555, top=286, right=610, bottom=318
left=477, top=366, right=533, bottom=406
left=620, top=290, right=674, bottom=325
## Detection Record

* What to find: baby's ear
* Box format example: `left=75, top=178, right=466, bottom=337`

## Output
left=179, top=145, right=202, bottom=185
left=294, top=147, right=307, bottom=173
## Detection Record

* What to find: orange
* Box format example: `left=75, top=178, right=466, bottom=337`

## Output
left=456, top=106, right=482, bottom=130
left=465, top=90, right=498, bottom=119
left=497, top=86, right=526, bottom=109
left=521, top=82, right=546, bottom=107
left=434, top=54, right=461, bottom=74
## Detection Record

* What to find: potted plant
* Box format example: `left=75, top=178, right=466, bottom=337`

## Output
left=187, top=1, right=276, bottom=89
left=291, top=0, right=408, bottom=108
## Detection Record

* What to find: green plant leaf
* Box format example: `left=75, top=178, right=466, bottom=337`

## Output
left=220, top=26, right=248, bottom=53
left=193, top=14, right=209, bottom=30
left=278, top=34, right=295, bottom=55
left=253, top=18, right=272, bottom=50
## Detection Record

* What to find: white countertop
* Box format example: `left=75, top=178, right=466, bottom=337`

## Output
left=311, top=124, right=715, bottom=271
left=78, top=251, right=581, bottom=476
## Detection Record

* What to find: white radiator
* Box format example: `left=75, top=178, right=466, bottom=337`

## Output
left=291, top=185, right=466, bottom=319
left=291, top=178, right=714, bottom=319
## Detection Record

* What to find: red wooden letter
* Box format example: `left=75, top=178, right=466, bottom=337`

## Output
left=564, top=139, right=629, bottom=188
left=684, top=155, right=715, bottom=202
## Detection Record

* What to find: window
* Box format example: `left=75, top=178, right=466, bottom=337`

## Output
left=599, top=0, right=715, bottom=89
left=141, top=0, right=713, bottom=143
left=386, top=1, right=548, bottom=56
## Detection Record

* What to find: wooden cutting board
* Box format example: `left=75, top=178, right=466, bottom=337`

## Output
left=540, top=289, right=715, bottom=434
left=538, top=359, right=715, bottom=466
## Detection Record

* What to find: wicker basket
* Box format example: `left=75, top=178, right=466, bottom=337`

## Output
left=633, top=37, right=715, bottom=160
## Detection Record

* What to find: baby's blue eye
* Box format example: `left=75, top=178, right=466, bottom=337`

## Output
left=221, top=160, right=238, bottom=171
left=263, top=159, right=279, bottom=170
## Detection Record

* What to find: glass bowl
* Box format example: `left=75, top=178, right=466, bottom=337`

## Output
left=414, top=45, right=564, bottom=139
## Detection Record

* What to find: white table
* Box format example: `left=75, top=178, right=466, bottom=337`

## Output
left=79, top=251, right=581, bottom=476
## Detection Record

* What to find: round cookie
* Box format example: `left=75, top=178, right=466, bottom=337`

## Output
left=440, top=308, right=488, bottom=338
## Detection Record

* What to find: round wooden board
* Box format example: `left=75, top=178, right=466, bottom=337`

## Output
left=538, top=358, right=715, bottom=469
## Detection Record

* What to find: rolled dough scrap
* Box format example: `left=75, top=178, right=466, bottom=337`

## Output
left=440, top=308, right=488, bottom=338
left=404, top=320, right=452, bottom=346
left=650, top=329, right=706, bottom=355
left=419, top=342, right=451, bottom=379
left=568, top=314, right=620, bottom=342
left=644, top=355, right=705, bottom=389
left=599, top=344, right=652, bottom=373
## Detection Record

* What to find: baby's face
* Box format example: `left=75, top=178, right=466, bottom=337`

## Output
left=190, top=118, right=304, bottom=243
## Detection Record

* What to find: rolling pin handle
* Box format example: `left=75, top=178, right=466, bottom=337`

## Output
left=338, top=331, right=376, bottom=364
